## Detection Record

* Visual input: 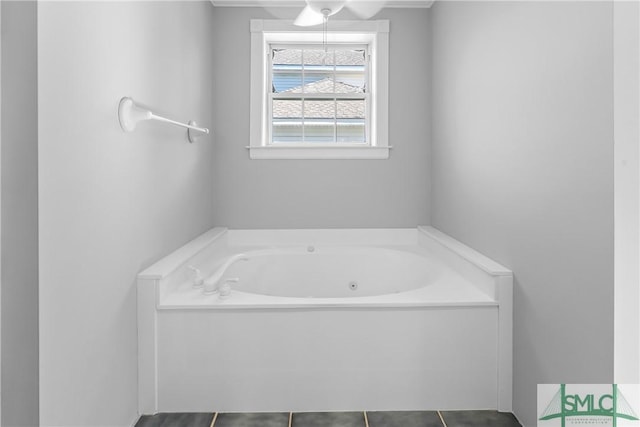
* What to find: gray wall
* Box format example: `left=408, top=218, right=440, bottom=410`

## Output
left=1, top=2, right=39, bottom=426
left=613, top=1, right=640, bottom=384
left=430, top=2, right=614, bottom=426
left=37, top=2, right=215, bottom=425
left=212, top=7, right=431, bottom=229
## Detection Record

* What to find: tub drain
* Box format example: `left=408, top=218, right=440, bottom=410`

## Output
left=348, top=281, right=358, bottom=291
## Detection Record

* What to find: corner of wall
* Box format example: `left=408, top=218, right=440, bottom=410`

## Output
left=1, top=1, right=40, bottom=426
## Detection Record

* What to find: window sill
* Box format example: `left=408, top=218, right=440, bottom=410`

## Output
left=247, top=145, right=391, bottom=160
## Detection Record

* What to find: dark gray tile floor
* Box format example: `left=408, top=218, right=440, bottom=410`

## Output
left=135, top=412, right=213, bottom=427
left=133, top=410, right=523, bottom=427
left=292, top=412, right=365, bottom=427
left=215, top=412, right=289, bottom=427
left=367, top=411, right=443, bottom=427
left=440, top=410, right=521, bottom=427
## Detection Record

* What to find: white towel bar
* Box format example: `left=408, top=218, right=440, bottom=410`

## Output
left=118, top=97, right=210, bottom=143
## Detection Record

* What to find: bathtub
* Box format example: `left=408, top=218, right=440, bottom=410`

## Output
left=137, top=226, right=512, bottom=414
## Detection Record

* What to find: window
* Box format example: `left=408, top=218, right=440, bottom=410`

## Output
left=250, top=20, right=389, bottom=160
left=271, top=46, right=368, bottom=145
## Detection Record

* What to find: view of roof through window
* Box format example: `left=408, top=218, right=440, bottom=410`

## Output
left=270, top=46, right=368, bottom=144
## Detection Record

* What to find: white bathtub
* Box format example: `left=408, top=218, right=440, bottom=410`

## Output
left=137, top=226, right=513, bottom=414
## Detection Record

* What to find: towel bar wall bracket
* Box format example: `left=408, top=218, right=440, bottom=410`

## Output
left=118, top=97, right=210, bottom=143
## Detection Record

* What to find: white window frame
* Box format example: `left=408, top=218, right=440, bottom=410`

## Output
left=249, top=19, right=390, bottom=160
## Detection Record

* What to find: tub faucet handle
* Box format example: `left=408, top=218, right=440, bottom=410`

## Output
left=188, top=266, right=204, bottom=288
left=219, top=278, right=239, bottom=299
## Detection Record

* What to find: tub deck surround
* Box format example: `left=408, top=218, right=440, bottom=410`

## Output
left=137, top=227, right=513, bottom=416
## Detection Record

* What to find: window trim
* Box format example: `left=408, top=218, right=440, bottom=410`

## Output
left=249, top=19, right=390, bottom=160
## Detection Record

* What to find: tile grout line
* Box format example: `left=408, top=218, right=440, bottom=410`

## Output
left=209, top=412, right=218, bottom=427
left=437, top=410, right=448, bottom=427
left=363, top=411, right=370, bottom=427
left=288, top=411, right=293, bottom=427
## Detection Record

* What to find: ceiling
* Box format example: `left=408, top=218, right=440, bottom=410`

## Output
left=210, top=0, right=433, bottom=7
